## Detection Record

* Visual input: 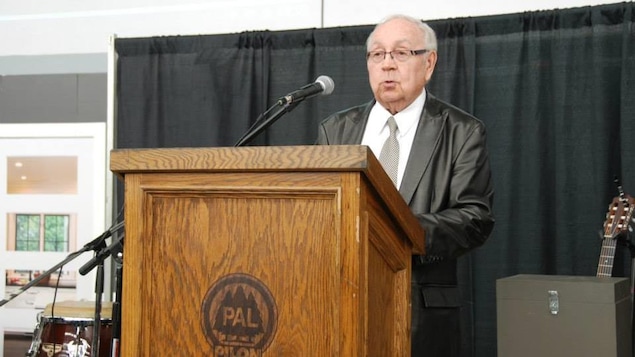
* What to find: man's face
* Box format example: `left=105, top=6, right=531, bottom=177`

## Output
left=367, top=18, right=437, bottom=114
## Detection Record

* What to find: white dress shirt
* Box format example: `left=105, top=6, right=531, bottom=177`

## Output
left=361, top=90, right=427, bottom=188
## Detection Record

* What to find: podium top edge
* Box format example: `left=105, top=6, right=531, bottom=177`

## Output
left=110, top=144, right=425, bottom=254
left=110, top=145, right=374, bottom=173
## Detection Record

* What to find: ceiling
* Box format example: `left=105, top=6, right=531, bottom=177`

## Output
left=6, top=156, right=77, bottom=194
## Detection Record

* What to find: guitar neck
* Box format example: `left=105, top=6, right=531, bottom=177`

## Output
left=596, top=236, right=618, bottom=277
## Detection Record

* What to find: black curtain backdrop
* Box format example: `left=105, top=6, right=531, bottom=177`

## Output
left=115, top=3, right=635, bottom=356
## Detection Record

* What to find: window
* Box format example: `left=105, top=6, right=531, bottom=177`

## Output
left=15, top=214, right=70, bottom=252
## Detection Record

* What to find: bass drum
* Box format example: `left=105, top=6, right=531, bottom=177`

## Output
left=27, top=300, right=113, bottom=357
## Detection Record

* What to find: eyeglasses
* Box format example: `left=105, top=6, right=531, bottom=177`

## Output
left=366, top=49, right=429, bottom=63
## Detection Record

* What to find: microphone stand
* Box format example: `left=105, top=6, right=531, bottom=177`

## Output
left=92, top=263, right=104, bottom=357
left=233, top=100, right=300, bottom=147
left=0, top=221, right=124, bottom=308
left=79, top=230, right=125, bottom=357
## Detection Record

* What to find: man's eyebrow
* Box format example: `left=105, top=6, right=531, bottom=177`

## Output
left=372, top=39, right=414, bottom=47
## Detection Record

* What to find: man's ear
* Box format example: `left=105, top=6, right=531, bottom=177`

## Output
left=425, top=51, right=438, bottom=82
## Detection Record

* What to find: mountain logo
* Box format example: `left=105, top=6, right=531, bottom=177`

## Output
left=201, top=273, right=278, bottom=356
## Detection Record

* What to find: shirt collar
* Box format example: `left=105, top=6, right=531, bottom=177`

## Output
left=369, top=89, right=427, bottom=137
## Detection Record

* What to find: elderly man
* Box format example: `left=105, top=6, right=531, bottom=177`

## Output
left=316, top=14, right=495, bottom=356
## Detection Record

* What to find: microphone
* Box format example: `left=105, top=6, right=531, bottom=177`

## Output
left=277, top=75, right=335, bottom=105
left=234, top=75, right=335, bottom=147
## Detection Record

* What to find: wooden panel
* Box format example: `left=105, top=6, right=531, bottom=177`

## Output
left=364, top=178, right=411, bottom=357
left=368, top=243, right=395, bottom=356
left=121, top=174, right=144, bottom=354
left=113, top=146, right=420, bottom=356
left=122, top=172, right=344, bottom=356
left=338, top=173, right=365, bottom=356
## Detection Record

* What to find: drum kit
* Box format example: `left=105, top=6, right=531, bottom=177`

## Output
left=1, top=220, right=124, bottom=357
left=27, top=301, right=114, bottom=357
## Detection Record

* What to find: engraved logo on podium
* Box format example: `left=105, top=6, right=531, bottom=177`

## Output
left=201, top=273, right=278, bottom=356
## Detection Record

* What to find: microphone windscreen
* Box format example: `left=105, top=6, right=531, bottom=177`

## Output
left=316, top=75, right=335, bottom=95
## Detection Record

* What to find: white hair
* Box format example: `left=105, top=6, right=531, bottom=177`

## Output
left=366, top=14, right=438, bottom=52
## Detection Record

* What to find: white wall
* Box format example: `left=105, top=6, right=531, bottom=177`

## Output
left=0, top=123, right=107, bottom=347
left=0, top=0, right=621, bottom=57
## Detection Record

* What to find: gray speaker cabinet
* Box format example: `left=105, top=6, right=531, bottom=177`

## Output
left=497, top=274, right=632, bottom=357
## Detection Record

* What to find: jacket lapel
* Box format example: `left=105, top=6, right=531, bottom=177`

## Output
left=338, top=97, right=444, bottom=205
left=399, top=95, right=445, bottom=204
left=345, top=102, right=373, bottom=144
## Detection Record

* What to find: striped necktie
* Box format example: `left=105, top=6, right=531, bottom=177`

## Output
left=378, top=116, right=399, bottom=186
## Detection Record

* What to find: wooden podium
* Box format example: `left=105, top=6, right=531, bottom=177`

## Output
left=110, top=145, right=425, bottom=356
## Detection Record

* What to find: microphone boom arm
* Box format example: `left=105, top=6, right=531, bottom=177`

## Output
left=0, top=220, right=124, bottom=308
left=0, top=250, right=84, bottom=308
left=233, top=101, right=299, bottom=147
left=233, top=75, right=334, bottom=147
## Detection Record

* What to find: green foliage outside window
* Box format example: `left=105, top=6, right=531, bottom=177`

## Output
left=15, top=214, right=69, bottom=252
